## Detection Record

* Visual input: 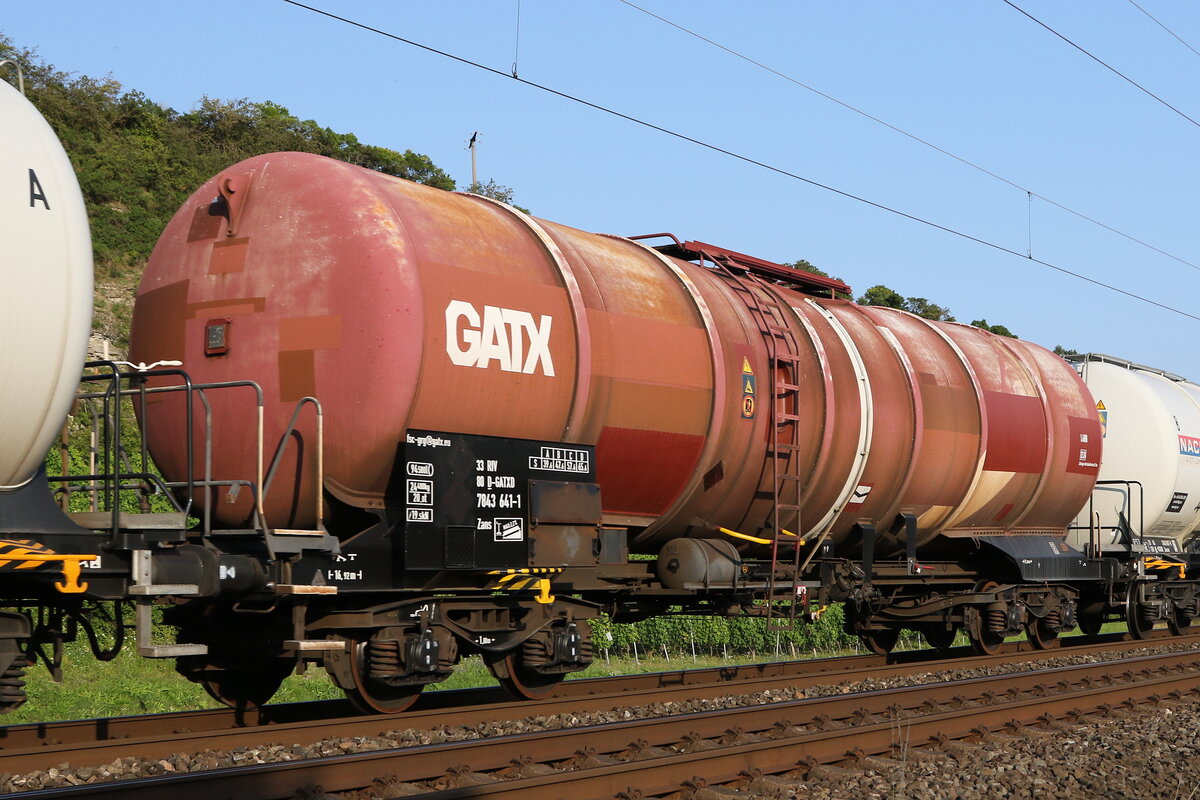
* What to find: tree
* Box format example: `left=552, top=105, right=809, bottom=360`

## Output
left=785, top=258, right=828, bottom=278
left=855, top=285, right=955, bottom=320
left=971, top=319, right=1017, bottom=338
left=1053, top=345, right=1079, bottom=357
left=782, top=259, right=852, bottom=298
left=857, top=284, right=905, bottom=310
left=466, top=178, right=514, bottom=204
left=465, top=179, right=530, bottom=214
left=904, top=297, right=954, bottom=322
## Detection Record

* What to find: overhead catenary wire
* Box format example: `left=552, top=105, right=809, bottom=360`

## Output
left=1002, top=0, right=1200, bottom=131
left=615, top=0, right=1200, bottom=274
left=1125, top=0, right=1200, bottom=60
left=280, top=0, right=1200, bottom=325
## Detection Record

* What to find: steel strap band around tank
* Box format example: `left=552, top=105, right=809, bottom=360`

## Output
left=456, top=193, right=593, bottom=440
left=800, top=299, right=873, bottom=541
left=786, top=299, right=835, bottom=541
left=905, top=315, right=990, bottom=529
left=862, top=312, right=925, bottom=511
left=619, top=238, right=726, bottom=539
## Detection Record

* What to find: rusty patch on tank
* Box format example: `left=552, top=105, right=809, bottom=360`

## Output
left=132, top=280, right=189, bottom=361
left=279, top=315, right=343, bottom=352
left=278, top=350, right=316, bottom=402
left=185, top=297, right=266, bottom=319
left=208, top=237, right=249, bottom=274
left=186, top=201, right=224, bottom=242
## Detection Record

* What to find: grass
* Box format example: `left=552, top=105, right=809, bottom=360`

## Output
left=4, top=639, right=847, bottom=725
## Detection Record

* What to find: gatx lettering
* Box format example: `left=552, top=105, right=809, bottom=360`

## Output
left=445, top=300, right=555, bottom=376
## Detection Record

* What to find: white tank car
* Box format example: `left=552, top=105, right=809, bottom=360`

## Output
left=0, top=76, right=93, bottom=489
left=1069, top=354, right=1200, bottom=551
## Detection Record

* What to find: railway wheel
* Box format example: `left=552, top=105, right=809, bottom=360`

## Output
left=1023, top=615, right=1060, bottom=650
left=918, top=624, right=957, bottom=651
left=843, top=604, right=898, bottom=655
left=860, top=627, right=900, bottom=656
left=1167, top=608, right=1193, bottom=636
left=967, top=581, right=1005, bottom=656
left=1076, top=604, right=1106, bottom=636
left=200, top=665, right=292, bottom=710
left=343, top=638, right=423, bottom=714
left=1125, top=585, right=1154, bottom=640
left=485, top=650, right=565, bottom=700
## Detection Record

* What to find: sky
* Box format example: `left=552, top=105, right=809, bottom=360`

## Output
left=6, top=1, right=1200, bottom=377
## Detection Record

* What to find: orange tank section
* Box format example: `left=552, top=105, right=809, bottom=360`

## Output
left=130, top=152, right=1100, bottom=555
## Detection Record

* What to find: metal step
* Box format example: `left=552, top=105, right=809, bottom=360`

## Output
left=140, top=643, right=208, bottom=657
left=265, top=528, right=341, bottom=555
left=134, top=601, right=206, bottom=658
left=127, top=584, right=199, bottom=596
left=274, top=584, right=338, bottom=595
left=68, top=511, right=188, bottom=531
left=284, top=640, right=345, bottom=652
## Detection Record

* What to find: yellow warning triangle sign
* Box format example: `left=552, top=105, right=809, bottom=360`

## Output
left=1096, top=400, right=1106, bottom=410
left=743, top=377, right=755, bottom=394
left=742, top=356, right=753, bottom=374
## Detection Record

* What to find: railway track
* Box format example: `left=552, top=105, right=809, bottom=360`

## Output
left=8, top=642, right=1200, bottom=798
left=1, top=631, right=1198, bottom=795
left=0, top=630, right=1173, bottom=770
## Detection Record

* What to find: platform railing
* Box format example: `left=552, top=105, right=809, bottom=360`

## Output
left=52, top=365, right=269, bottom=537
left=261, top=396, right=325, bottom=532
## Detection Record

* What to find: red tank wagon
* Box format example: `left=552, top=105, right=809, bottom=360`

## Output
left=121, top=152, right=1121, bottom=706
left=133, top=152, right=1099, bottom=556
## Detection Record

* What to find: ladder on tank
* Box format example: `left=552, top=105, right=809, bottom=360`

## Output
left=709, top=254, right=806, bottom=631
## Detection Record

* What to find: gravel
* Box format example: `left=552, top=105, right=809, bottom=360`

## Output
left=779, top=698, right=1200, bottom=800
left=1, top=642, right=1197, bottom=795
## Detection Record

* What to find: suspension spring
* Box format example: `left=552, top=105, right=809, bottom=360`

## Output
left=366, top=639, right=403, bottom=679
left=0, top=654, right=30, bottom=709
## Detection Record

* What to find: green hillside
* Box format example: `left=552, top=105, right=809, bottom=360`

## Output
left=1, top=34, right=455, bottom=352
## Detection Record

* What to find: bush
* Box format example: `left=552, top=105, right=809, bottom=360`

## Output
left=592, top=604, right=860, bottom=659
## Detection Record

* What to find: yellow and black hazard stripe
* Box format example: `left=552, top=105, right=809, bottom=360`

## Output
left=1143, top=557, right=1187, bottom=580
left=0, top=539, right=98, bottom=594
left=485, top=568, right=564, bottom=604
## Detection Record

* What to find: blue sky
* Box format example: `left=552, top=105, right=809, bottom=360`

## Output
left=7, top=2, right=1200, bottom=376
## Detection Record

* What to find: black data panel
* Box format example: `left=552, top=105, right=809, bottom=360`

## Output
left=402, top=430, right=596, bottom=570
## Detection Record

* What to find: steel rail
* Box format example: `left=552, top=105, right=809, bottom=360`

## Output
left=8, top=649, right=1200, bottom=798
left=0, top=630, right=1186, bottom=773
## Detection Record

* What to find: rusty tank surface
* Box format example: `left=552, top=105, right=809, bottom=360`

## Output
left=130, top=151, right=1101, bottom=557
